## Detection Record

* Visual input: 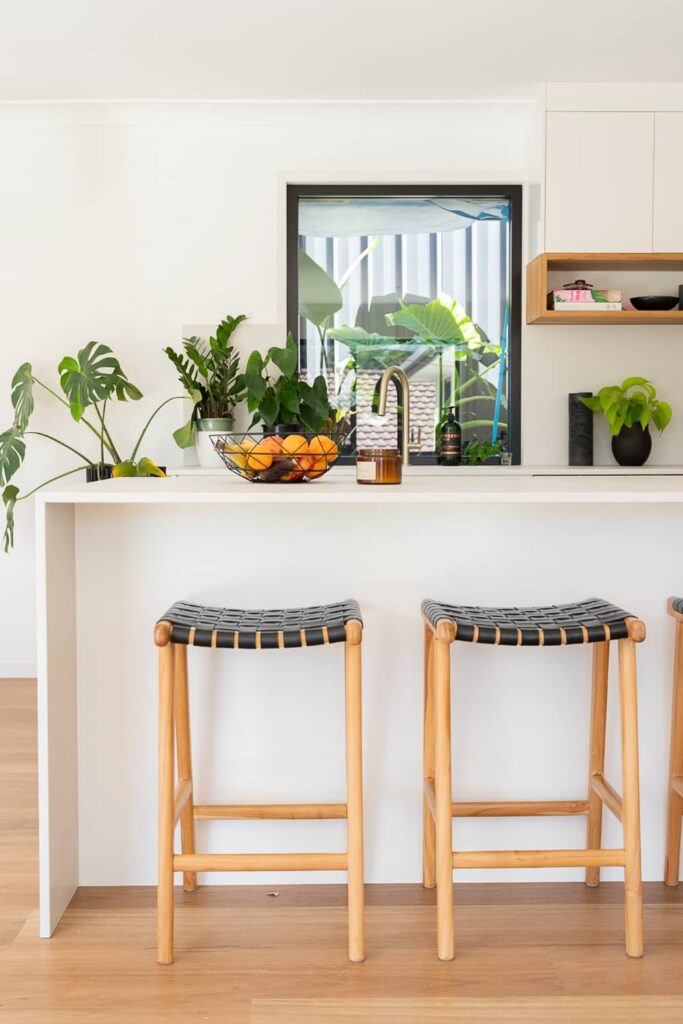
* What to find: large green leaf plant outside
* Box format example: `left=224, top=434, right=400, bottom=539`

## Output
left=1, top=342, right=189, bottom=550
left=328, top=292, right=506, bottom=438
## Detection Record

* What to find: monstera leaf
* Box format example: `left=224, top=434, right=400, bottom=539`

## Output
left=11, top=364, right=34, bottom=431
left=0, top=428, right=26, bottom=486
left=387, top=293, right=488, bottom=351
left=58, top=341, right=142, bottom=421
left=298, top=250, right=343, bottom=330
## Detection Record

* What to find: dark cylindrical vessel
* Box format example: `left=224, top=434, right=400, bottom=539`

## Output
left=85, top=463, right=114, bottom=482
left=611, top=424, right=652, bottom=467
left=568, top=393, right=594, bottom=466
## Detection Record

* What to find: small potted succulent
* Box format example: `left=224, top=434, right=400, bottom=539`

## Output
left=165, top=314, right=247, bottom=466
left=581, top=377, right=672, bottom=466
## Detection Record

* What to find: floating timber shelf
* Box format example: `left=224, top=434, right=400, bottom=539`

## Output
left=527, top=253, right=683, bottom=325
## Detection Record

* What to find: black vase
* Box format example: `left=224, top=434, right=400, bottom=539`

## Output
left=269, top=423, right=301, bottom=437
left=611, top=424, right=652, bottom=467
left=85, top=463, right=114, bottom=482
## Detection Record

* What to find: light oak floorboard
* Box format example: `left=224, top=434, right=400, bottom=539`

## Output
left=2, top=679, right=683, bottom=1023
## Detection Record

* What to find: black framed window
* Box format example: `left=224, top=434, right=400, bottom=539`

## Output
left=287, top=185, right=522, bottom=463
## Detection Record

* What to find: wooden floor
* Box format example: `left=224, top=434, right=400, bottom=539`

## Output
left=2, top=679, right=683, bottom=1023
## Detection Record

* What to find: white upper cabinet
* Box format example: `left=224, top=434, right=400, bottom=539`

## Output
left=653, top=113, right=683, bottom=251
left=545, top=112, right=654, bottom=252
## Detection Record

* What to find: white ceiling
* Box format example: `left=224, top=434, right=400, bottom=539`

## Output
left=1, top=0, right=682, bottom=102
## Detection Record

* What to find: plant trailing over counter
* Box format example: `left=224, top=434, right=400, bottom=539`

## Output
left=239, top=332, right=347, bottom=434
left=164, top=313, right=247, bottom=448
left=580, top=376, right=672, bottom=468
left=0, top=342, right=187, bottom=550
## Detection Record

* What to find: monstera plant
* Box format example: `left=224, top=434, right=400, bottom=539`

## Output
left=0, top=342, right=188, bottom=550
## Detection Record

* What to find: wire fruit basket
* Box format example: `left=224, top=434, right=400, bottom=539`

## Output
left=211, top=431, right=341, bottom=483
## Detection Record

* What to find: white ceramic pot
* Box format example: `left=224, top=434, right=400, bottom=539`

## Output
left=195, top=417, right=234, bottom=468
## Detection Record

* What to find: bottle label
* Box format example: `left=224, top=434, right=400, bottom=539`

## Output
left=441, top=438, right=461, bottom=456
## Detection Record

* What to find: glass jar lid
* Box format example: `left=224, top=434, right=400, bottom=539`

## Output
left=357, top=447, right=400, bottom=458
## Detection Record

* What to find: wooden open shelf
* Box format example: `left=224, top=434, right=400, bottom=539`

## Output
left=527, top=253, right=683, bottom=325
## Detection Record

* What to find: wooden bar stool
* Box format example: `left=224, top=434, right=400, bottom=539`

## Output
left=665, top=597, right=683, bottom=886
left=421, top=597, right=646, bottom=961
left=154, top=599, right=364, bottom=965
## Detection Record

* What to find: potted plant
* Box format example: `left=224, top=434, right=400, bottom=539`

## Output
left=164, top=314, right=247, bottom=466
left=239, top=332, right=345, bottom=435
left=0, top=342, right=189, bottom=550
left=581, top=377, right=672, bottom=466
left=462, top=437, right=505, bottom=466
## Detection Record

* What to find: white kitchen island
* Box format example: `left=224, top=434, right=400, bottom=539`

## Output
left=36, top=469, right=683, bottom=937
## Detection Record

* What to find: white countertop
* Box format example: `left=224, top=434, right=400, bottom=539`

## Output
left=38, top=465, right=683, bottom=504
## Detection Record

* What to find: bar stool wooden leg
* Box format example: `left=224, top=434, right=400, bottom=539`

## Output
left=665, top=618, right=683, bottom=886
left=345, top=621, right=365, bottom=963
left=423, top=622, right=436, bottom=889
left=586, top=641, right=609, bottom=886
left=619, top=637, right=643, bottom=958
left=174, top=644, right=197, bottom=893
left=157, top=640, right=175, bottom=965
left=433, top=633, right=454, bottom=961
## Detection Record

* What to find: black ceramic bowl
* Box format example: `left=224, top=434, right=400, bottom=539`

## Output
left=630, top=295, right=679, bottom=311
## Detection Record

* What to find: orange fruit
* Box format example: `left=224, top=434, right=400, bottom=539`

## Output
left=246, top=435, right=282, bottom=472
left=309, top=435, right=339, bottom=463
left=306, top=456, right=328, bottom=479
left=280, top=434, right=309, bottom=456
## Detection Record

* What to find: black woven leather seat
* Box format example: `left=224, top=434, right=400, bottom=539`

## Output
left=158, top=599, right=362, bottom=649
left=422, top=597, right=633, bottom=646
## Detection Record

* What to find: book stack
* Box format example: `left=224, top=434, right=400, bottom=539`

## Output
left=548, top=280, right=622, bottom=311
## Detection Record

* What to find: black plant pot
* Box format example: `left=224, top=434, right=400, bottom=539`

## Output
left=85, top=463, right=114, bottom=482
left=611, top=424, right=652, bottom=467
left=267, top=423, right=301, bottom=437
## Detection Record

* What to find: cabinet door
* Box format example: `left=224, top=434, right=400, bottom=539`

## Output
left=654, top=113, right=683, bottom=251
left=545, top=112, right=654, bottom=252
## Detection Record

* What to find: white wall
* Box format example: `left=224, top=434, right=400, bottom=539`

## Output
left=0, top=100, right=539, bottom=672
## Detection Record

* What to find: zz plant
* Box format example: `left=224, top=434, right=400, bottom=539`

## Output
left=0, top=342, right=186, bottom=550
left=164, top=313, right=247, bottom=448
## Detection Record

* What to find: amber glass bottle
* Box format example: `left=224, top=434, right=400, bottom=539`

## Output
left=439, top=408, right=462, bottom=466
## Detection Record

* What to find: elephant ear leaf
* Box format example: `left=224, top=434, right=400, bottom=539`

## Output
left=11, top=364, right=34, bottom=431
left=58, top=341, right=125, bottom=420
left=298, top=250, right=342, bottom=330
left=2, top=484, right=19, bottom=551
left=0, top=428, right=26, bottom=486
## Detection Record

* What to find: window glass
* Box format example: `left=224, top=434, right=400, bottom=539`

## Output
left=291, top=190, right=519, bottom=460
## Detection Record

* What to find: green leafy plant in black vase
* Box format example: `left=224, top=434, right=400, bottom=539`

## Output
left=0, top=342, right=188, bottom=550
left=581, top=376, right=672, bottom=466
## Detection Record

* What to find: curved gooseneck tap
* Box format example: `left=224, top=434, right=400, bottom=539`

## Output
left=374, top=365, right=421, bottom=467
